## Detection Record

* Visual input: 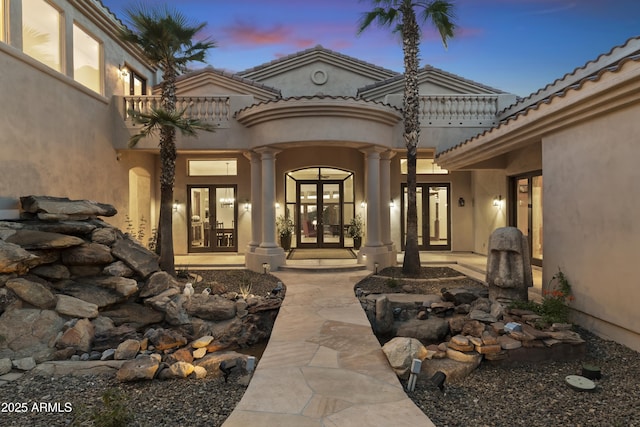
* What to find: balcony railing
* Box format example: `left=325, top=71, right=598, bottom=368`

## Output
left=123, top=96, right=231, bottom=124
left=419, top=94, right=499, bottom=125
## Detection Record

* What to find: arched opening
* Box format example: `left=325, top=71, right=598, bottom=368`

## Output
left=128, top=167, right=152, bottom=246
left=285, top=167, right=355, bottom=248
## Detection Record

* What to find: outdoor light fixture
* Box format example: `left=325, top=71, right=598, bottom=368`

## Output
left=244, top=201, right=250, bottom=211
left=262, top=263, right=269, bottom=274
left=389, top=199, right=395, bottom=208
left=374, top=262, right=379, bottom=274
left=360, top=201, right=366, bottom=208
left=493, top=195, right=503, bottom=208
left=275, top=202, right=280, bottom=209
left=458, top=197, right=465, bottom=207
left=173, top=200, right=179, bottom=212
left=118, top=64, right=128, bottom=78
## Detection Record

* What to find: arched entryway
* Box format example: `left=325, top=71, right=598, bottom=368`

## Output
left=285, top=167, right=355, bottom=249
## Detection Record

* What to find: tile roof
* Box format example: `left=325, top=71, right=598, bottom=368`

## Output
left=174, top=66, right=282, bottom=95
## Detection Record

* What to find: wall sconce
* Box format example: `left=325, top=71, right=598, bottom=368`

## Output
left=275, top=202, right=280, bottom=209
left=360, top=201, right=366, bottom=208
left=244, top=201, right=250, bottom=211
left=493, top=195, right=503, bottom=208
left=458, top=197, right=465, bottom=207
left=173, top=200, right=179, bottom=212
left=389, top=199, right=395, bottom=208
left=118, top=64, right=128, bottom=78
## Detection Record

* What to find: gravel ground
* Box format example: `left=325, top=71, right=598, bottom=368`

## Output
left=358, top=266, right=486, bottom=294
left=1, top=269, right=638, bottom=427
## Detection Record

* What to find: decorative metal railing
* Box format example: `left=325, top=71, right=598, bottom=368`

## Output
left=123, top=96, right=231, bottom=123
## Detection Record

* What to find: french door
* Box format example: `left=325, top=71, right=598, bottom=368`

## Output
left=296, top=181, right=343, bottom=248
left=401, top=183, right=451, bottom=251
left=187, top=185, right=238, bottom=252
left=510, top=172, right=543, bottom=267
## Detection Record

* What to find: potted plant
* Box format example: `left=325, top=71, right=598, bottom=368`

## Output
left=276, top=215, right=294, bottom=250
left=347, top=215, right=364, bottom=250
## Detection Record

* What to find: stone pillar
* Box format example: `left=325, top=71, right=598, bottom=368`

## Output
left=244, top=151, right=262, bottom=250
left=358, top=147, right=395, bottom=270
left=244, top=147, right=285, bottom=272
left=380, top=151, right=395, bottom=247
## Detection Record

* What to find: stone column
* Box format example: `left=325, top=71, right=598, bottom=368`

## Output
left=245, top=147, right=285, bottom=272
left=363, top=148, right=383, bottom=247
left=380, top=150, right=395, bottom=247
left=243, top=151, right=262, bottom=251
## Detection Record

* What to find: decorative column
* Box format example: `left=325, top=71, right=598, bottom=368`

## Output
left=243, top=151, right=262, bottom=251
left=380, top=150, right=395, bottom=248
left=244, top=147, right=285, bottom=272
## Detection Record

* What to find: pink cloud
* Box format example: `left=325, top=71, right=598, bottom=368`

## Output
left=222, top=20, right=293, bottom=45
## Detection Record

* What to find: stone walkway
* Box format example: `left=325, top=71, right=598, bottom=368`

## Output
left=222, top=270, right=435, bottom=427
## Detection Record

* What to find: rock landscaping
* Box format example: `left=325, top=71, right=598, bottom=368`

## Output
left=356, top=267, right=586, bottom=383
left=0, top=196, right=284, bottom=386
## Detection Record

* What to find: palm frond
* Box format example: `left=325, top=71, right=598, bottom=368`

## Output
left=417, top=0, right=456, bottom=47
left=127, top=107, right=216, bottom=148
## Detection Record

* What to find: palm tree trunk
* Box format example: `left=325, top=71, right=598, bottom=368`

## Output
left=401, top=2, right=422, bottom=275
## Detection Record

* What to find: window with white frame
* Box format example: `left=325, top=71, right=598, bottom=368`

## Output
left=22, top=0, right=62, bottom=72
left=73, top=23, right=101, bottom=94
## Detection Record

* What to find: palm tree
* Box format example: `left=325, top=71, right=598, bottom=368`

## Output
left=119, top=4, right=216, bottom=275
left=358, top=0, right=455, bottom=275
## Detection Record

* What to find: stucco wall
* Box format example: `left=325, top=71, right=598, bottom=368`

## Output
left=471, top=170, right=508, bottom=255
left=0, top=44, right=154, bottom=229
left=543, top=105, right=640, bottom=351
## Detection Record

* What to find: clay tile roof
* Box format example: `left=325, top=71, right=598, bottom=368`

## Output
left=174, top=66, right=282, bottom=95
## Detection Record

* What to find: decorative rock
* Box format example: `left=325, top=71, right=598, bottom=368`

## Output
left=168, top=361, right=195, bottom=378
left=144, top=328, right=187, bottom=351
left=551, top=323, right=573, bottom=331
left=192, top=335, right=214, bottom=348
left=447, top=341, right=475, bottom=352
left=91, top=316, right=115, bottom=337
left=116, top=355, right=159, bottom=382
left=469, top=309, right=498, bottom=323
left=446, top=348, right=482, bottom=364
left=0, top=358, right=13, bottom=375
left=194, top=351, right=249, bottom=377
left=19, top=196, right=117, bottom=218
left=381, top=337, right=429, bottom=379
left=0, top=308, right=65, bottom=362
left=5, top=278, right=57, bottom=309
left=55, top=294, right=99, bottom=319
left=192, top=347, right=207, bottom=359
left=468, top=336, right=483, bottom=347
left=185, top=294, right=236, bottom=321
left=144, top=287, right=181, bottom=310
left=441, top=287, right=487, bottom=305
left=481, top=330, right=499, bottom=345
left=100, top=303, right=164, bottom=328
left=191, top=365, right=208, bottom=379
left=140, top=271, right=179, bottom=298
left=163, top=295, right=191, bottom=326
left=422, top=356, right=482, bottom=383
left=114, top=339, right=141, bottom=360
left=5, top=229, right=85, bottom=251
left=462, top=320, right=486, bottom=337
left=91, top=228, right=119, bottom=246
left=397, top=317, right=450, bottom=343
left=475, top=344, right=503, bottom=354
left=92, top=325, right=138, bottom=352
left=102, top=261, right=135, bottom=278
left=21, top=220, right=97, bottom=235
left=0, top=240, right=40, bottom=274
left=448, top=317, right=466, bottom=334
left=165, top=348, right=194, bottom=365
left=548, top=330, right=586, bottom=344
left=491, top=322, right=505, bottom=335
left=12, top=356, right=36, bottom=371
left=498, top=334, right=522, bottom=350
left=470, top=297, right=491, bottom=312
left=450, top=335, right=470, bottom=346
left=111, top=237, right=160, bottom=278
left=61, top=243, right=114, bottom=266
left=30, top=264, right=71, bottom=280
left=101, top=349, right=116, bottom=360
left=55, top=318, right=95, bottom=353
left=68, top=266, right=103, bottom=277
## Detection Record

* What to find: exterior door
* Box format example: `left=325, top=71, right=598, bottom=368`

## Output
left=401, top=183, right=451, bottom=250
left=511, top=173, right=543, bottom=266
left=188, top=185, right=238, bottom=252
left=297, top=181, right=343, bottom=248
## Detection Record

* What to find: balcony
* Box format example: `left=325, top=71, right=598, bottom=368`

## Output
left=122, top=96, right=232, bottom=128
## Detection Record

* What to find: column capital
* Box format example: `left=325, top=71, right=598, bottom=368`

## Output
left=359, top=146, right=387, bottom=157
left=242, top=150, right=261, bottom=161
left=380, top=150, right=397, bottom=160
left=254, top=147, right=281, bottom=158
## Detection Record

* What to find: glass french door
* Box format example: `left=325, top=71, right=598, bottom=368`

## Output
left=511, top=173, right=543, bottom=266
left=401, top=183, right=451, bottom=250
left=188, top=185, right=237, bottom=252
left=297, top=181, right=343, bottom=248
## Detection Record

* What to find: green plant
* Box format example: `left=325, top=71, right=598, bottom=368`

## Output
left=239, top=276, right=253, bottom=299
left=70, top=388, right=134, bottom=427
left=347, top=215, right=364, bottom=238
left=276, top=215, right=294, bottom=238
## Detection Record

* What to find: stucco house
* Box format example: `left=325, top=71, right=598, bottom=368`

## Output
left=1, top=0, right=638, bottom=351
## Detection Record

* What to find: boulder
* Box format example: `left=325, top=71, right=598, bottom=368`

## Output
left=422, top=356, right=482, bottom=383
left=55, top=294, right=99, bottom=319
left=5, top=277, right=57, bottom=309
left=144, top=328, right=187, bottom=351
left=102, top=261, right=135, bottom=278
left=381, top=337, right=429, bottom=379
left=185, top=294, right=236, bottom=321
left=469, top=309, right=498, bottom=323
left=0, top=240, right=40, bottom=274
left=396, top=317, right=450, bottom=343
left=54, top=280, right=123, bottom=309
left=91, top=228, right=119, bottom=246
left=93, top=325, right=139, bottom=352
left=0, top=308, right=65, bottom=362
left=144, top=287, right=181, bottom=311
left=20, top=196, right=117, bottom=218
left=192, top=335, right=214, bottom=348
left=55, top=318, right=95, bottom=353
left=111, top=237, right=159, bottom=278
left=12, top=356, right=37, bottom=371
left=441, top=287, right=488, bottom=306
left=191, top=365, right=208, bottom=379
left=446, top=348, right=482, bottom=364
left=30, top=264, right=71, bottom=280
left=140, top=271, right=179, bottom=298
left=165, top=347, right=194, bottom=365
left=0, top=358, right=12, bottom=375
left=374, top=295, right=393, bottom=335
left=167, top=361, right=194, bottom=379
left=5, top=229, right=85, bottom=251
left=194, top=351, right=248, bottom=377
left=114, top=339, right=141, bottom=360
left=192, top=347, right=207, bottom=359
left=61, top=243, right=114, bottom=266
left=461, top=320, right=486, bottom=338
left=90, top=276, right=138, bottom=298
left=21, top=220, right=97, bottom=236
left=498, top=335, right=522, bottom=350
left=116, top=355, right=159, bottom=382
left=91, top=316, right=115, bottom=337
left=100, top=303, right=164, bottom=328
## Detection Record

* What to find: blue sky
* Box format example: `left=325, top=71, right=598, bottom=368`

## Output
left=101, top=0, right=640, bottom=96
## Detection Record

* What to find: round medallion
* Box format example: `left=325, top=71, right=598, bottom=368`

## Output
left=311, top=69, right=328, bottom=85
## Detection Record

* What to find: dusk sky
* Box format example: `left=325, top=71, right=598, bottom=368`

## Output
left=100, top=0, right=640, bottom=96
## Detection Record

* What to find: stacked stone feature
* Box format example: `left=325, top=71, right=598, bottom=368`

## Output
left=0, top=196, right=282, bottom=382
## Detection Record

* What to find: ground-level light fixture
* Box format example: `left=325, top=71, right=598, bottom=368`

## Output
left=262, top=263, right=270, bottom=274
left=374, top=261, right=379, bottom=274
